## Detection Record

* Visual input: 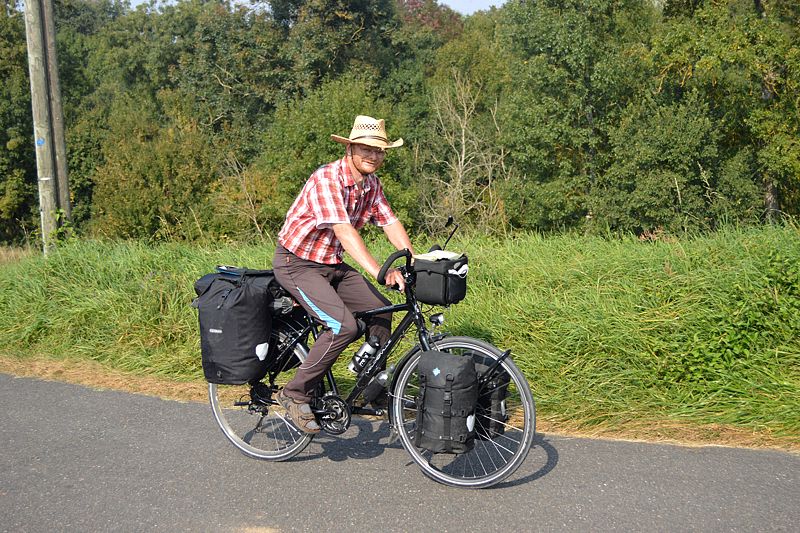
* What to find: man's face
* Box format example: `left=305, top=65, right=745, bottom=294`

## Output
left=349, top=143, right=386, bottom=175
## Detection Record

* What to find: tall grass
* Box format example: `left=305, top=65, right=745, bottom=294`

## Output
left=0, top=245, right=33, bottom=265
left=1, top=227, right=798, bottom=439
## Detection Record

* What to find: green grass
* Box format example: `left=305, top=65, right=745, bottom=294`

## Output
left=1, top=226, right=798, bottom=440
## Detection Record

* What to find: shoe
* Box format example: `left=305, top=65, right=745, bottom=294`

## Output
left=277, top=390, right=321, bottom=434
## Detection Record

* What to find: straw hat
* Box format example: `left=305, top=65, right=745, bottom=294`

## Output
left=331, top=115, right=404, bottom=149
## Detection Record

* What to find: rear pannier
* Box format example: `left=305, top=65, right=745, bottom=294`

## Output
left=413, top=252, right=468, bottom=306
left=192, top=267, right=282, bottom=385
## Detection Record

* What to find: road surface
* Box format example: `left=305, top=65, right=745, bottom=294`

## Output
left=1, top=373, right=797, bottom=532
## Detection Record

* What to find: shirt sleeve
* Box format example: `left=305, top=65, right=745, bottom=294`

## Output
left=311, top=171, right=350, bottom=228
left=370, top=179, right=399, bottom=227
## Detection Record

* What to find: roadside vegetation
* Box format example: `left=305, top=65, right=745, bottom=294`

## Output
left=1, top=225, right=797, bottom=449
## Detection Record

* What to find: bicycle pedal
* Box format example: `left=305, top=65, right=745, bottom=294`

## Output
left=351, top=406, right=384, bottom=417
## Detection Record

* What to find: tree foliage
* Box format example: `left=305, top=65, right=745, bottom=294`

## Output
left=1, top=0, right=799, bottom=245
left=0, top=1, right=37, bottom=243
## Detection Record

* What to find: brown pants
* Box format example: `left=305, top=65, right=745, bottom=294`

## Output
left=272, top=245, right=392, bottom=402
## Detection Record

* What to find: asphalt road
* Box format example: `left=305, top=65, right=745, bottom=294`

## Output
left=1, top=373, right=798, bottom=532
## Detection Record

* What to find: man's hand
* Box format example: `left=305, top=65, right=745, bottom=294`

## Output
left=384, top=267, right=405, bottom=292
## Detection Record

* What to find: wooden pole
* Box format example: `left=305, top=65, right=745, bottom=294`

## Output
left=41, top=0, right=71, bottom=222
left=23, top=0, right=58, bottom=253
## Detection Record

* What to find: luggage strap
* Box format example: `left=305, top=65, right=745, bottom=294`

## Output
left=442, top=374, right=454, bottom=452
left=414, top=373, right=426, bottom=448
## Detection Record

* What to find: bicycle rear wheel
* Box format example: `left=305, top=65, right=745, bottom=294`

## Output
left=208, top=330, right=314, bottom=461
left=390, top=336, right=536, bottom=488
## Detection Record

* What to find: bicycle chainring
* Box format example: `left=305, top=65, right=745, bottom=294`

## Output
left=318, top=393, right=351, bottom=435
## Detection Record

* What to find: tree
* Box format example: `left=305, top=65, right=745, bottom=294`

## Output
left=650, top=0, right=800, bottom=220
left=0, top=0, right=37, bottom=244
left=414, top=10, right=515, bottom=233
left=89, top=90, right=218, bottom=240
left=395, top=0, right=463, bottom=41
left=498, top=0, right=656, bottom=231
left=419, top=70, right=511, bottom=234
left=269, top=0, right=401, bottom=95
left=595, top=92, right=725, bottom=233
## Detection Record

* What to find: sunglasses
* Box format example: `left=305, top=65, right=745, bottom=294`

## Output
left=353, top=144, right=386, bottom=157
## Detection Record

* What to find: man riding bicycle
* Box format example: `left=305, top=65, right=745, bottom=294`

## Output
left=273, top=115, right=414, bottom=433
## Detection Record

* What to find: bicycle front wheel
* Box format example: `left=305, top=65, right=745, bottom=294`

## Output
left=208, top=331, right=314, bottom=461
left=390, top=336, right=536, bottom=488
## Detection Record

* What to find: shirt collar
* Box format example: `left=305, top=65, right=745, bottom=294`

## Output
left=339, top=157, right=373, bottom=191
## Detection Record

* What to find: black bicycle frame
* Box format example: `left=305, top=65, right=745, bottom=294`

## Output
left=272, top=261, right=435, bottom=412
left=345, top=300, right=429, bottom=405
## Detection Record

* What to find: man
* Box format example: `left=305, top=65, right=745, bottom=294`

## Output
left=273, top=115, right=414, bottom=433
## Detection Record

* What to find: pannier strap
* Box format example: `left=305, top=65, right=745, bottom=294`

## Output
left=414, top=373, right=427, bottom=448
left=216, top=288, right=233, bottom=310
left=443, top=374, right=454, bottom=452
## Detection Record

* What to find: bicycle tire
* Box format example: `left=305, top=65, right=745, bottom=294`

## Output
left=390, top=336, right=536, bottom=488
left=208, top=329, right=314, bottom=461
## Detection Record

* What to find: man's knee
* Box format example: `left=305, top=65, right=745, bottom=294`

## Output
left=337, top=314, right=362, bottom=343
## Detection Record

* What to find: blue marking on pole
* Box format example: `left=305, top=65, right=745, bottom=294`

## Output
left=36, top=138, right=45, bottom=146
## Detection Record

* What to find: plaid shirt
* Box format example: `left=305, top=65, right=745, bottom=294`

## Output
left=278, top=157, right=398, bottom=264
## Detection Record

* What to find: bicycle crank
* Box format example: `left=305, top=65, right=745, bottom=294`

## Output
left=315, top=392, right=351, bottom=435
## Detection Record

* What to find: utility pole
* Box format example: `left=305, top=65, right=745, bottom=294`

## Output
left=23, top=0, right=70, bottom=253
left=41, top=0, right=70, bottom=221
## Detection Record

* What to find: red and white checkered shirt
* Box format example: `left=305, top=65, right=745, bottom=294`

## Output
left=278, top=157, right=398, bottom=264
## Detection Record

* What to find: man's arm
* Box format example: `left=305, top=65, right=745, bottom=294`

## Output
left=383, top=220, right=414, bottom=256
left=333, top=223, right=381, bottom=279
left=332, top=222, right=407, bottom=290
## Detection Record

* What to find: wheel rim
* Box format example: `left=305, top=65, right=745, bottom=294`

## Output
left=208, top=331, right=314, bottom=461
left=391, top=337, right=535, bottom=488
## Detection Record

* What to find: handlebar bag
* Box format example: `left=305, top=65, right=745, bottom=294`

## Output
left=472, top=352, right=510, bottom=440
left=413, top=254, right=468, bottom=306
left=192, top=267, right=278, bottom=385
left=414, top=350, right=479, bottom=454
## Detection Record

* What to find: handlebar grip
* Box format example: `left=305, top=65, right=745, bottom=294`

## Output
left=377, top=248, right=412, bottom=285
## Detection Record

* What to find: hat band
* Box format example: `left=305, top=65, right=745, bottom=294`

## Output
left=352, top=134, right=388, bottom=143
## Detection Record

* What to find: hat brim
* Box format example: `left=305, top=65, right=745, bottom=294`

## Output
left=331, top=134, right=404, bottom=149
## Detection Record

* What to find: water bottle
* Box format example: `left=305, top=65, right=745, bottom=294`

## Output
left=362, top=364, right=395, bottom=404
left=348, top=335, right=380, bottom=373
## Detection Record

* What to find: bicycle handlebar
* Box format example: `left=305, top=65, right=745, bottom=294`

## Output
left=377, top=248, right=412, bottom=286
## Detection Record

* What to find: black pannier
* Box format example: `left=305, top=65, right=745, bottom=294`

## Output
left=192, top=266, right=282, bottom=385
left=472, top=352, right=510, bottom=440
left=415, top=350, right=479, bottom=454
left=413, top=253, right=468, bottom=306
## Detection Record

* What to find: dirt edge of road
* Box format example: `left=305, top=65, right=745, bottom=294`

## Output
left=2, top=353, right=797, bottom=453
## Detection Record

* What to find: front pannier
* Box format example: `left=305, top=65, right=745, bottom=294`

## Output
left=413, top=252, right=468, bottom=306
left=415, top=350, right=479, bottom=454
left=192, top=267, right=280, bottom=385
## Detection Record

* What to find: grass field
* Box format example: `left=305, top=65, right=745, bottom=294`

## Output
left=1, top=226, right=798, bottom=449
